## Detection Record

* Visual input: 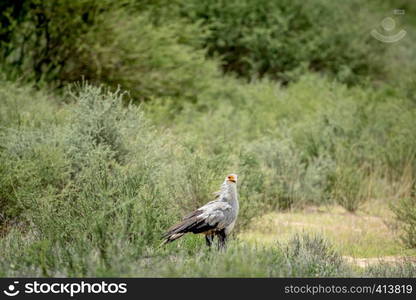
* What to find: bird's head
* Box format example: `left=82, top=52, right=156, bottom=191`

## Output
left=225, top=174, right=238, bottom=184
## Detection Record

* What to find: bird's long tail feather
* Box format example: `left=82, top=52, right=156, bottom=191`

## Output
left=161, top=232, right=185, bottom=246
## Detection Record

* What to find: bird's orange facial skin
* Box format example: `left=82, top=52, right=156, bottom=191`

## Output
left=227, top=175, right=236, bottom=183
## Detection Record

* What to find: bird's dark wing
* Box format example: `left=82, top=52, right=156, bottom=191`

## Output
left=162, top=201, right=232, bottom=243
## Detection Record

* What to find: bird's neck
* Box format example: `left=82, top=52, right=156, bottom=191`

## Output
left=221, top=183, right=238, bottom=205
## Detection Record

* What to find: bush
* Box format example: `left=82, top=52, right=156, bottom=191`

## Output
left=1, top=0, right=416, bottom=278
left=0, top=0, right=114, bottom=83
left=331, top=165, right=366, bottom=212
left=286, top=77, right=416, bottom=210
left=391, top=197, right=416, bottom=248
left=244, top=139, right=334, bottom=209
left=72, top=11, right=219, bottom=102
left=0, top=0, right=220, bottom=103
left=365, top=260, right=416, bottom=277
left=181, top=0, right=386, bottom=84
left=282, top=233, right=347, bottom=277
left=0, top=82, right=287, bottom=275
left=1, top=68, right=416, bottom=276
left=133, top=233, right=348, bottom=277
left=0, top=83, right=182, bottom=274
left=159, top=73, right=416, bottom=212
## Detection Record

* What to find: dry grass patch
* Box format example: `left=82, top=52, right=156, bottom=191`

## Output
left=239, top=201, right=416, bottom=259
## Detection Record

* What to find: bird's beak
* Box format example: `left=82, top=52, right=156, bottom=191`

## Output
left=227, top=176, right=236, bottom=183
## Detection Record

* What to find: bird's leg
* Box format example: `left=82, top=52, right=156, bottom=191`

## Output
left=205, top=234, right=214, bottom=248
left=217, top=229, right=227, bottom=251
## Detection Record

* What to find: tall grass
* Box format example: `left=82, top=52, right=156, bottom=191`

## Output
left=1, top=72, right=415, bottom=276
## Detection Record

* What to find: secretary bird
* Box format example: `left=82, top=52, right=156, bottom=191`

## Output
left=162, top=174, right=239, bottom=250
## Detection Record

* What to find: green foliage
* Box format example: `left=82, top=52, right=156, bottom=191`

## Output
left=1, top=0, right=416, bottom=277
left=161, top=74, right=416, bottom=212
left=1, top=0, right=410, bottom=105
left=365, top=260, right=416, bottom=277
left=72, top=11, right=218, bottom=102
left=392, top=198, right=416, bottom=248
left=243, top=139, right=334, bottom=209
left=331, top=165, right=366, bottom=212
left=0, top=0, right=114, bottom=83
left=0, top=228, right=351, bottom=277
left=155, top=233, right=349, bottom=277
left=282, top=233, right=347, bottom=277
left=0, top=78, right=62, bottom=129
left=0, top=0, right=218, bottom=102
left=0, top=81, right=356, bottom=276
left=0, top=84, right=179, bottom=274
left=181, top=0, right=386, bottom=84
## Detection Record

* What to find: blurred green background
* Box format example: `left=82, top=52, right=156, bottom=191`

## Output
left=1, top=0, right=416, bottom=277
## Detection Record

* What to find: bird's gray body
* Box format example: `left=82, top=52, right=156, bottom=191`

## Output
left=162, top=174, right=239, bottom=249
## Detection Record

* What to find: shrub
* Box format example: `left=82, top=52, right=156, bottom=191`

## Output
left=181, top=0, right=386, bottom=84
left=282, top=233, right=347, bottom=277
left=133, top=233, right=348, bottom=277
left=0, top=1, right=220, bottom=103
left=331, top=164, right=366, bottom=212
left=287, top=77, right=416, bottom=210
left=0, top=0, right=114, bottom=83
left=163, top=74, right=416, bottom=212
left=365, top=260, right=416, bottom=277
left=0, top=82, right=281, bottom=275
left=1, top=71, right=416, bottom=275
left=0, top=78, right=61, bottom=128
left=0, top=83, right=181, bottom=274
left=391, top=197, right=416, bottom=248
left=64, top=10, right=220, bottom=102
left=244, top=139, right=334, bottom=209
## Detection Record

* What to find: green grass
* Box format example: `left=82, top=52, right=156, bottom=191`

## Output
left=1, top=0, right=416, bottom=278
left=0, top=77, right=415, bottom=277
left=240, top=202, right=416, bottom=259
